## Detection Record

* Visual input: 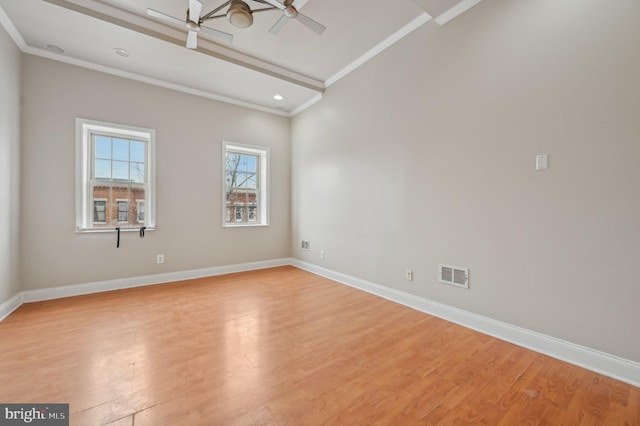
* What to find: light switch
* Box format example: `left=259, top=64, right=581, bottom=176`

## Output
left=536, top=154, right=548, bottom=170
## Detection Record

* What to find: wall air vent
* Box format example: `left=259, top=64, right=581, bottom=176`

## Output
left=439, top=264, right=469, bottom=289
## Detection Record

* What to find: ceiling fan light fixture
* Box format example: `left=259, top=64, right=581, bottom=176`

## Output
left=284, top=6, right=298, bottom=18
left=227, top=0, right=253, bottom=29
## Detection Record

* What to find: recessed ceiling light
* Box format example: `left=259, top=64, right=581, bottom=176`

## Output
left=45, top=44, right=66, bottom=55
left=113, top=48, right=130, bottom=57
left=273, top=94, right=284, bottom=101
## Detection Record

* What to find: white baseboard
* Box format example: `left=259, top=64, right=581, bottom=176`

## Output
left=0, top=292, right=23, bottom=322
left=290, top=259, right=640, bottom=388
left=3, top=257, right=639, bottom=388
left=21, top=258, right=291, bottom=303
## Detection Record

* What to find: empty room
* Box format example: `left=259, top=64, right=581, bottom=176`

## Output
left=1, top=0, right=639, bottom=424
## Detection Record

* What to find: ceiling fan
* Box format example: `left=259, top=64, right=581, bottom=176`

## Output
left=147, top=0, right=234, bottom=48
left=147, top=0, right=325, bottom=49
left=260, top=0, right=325, bottom=35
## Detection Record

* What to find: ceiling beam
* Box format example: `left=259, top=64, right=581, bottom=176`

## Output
left=42, top=0, right=325, bottom=93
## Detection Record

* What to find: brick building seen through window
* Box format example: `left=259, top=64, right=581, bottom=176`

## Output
left=226, top=191, right=257, bottom=224
left=92, top=181, right=145, bottom=226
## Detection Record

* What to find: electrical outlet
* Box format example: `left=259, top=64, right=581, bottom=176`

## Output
left=405, top=269, right=413, bottom=281
left=320, top=249, right=325, bottom=259
left=156, top=254, right=165, bottom=264
left=301, top=240, right=310, bottom=250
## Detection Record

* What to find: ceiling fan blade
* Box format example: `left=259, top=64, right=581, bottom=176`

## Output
left=189, top=0, right=203, bottom=23
left=186, top=30, right=198, bottom=48
left=200, top=25, right=234, bottom=44
left=259, top=0, right=286, bottom=11
left=268, top=14, right=289, bottom=34
left=147, top=8, right=184, bottom=26
left=295, top=11, right=325, bottom=35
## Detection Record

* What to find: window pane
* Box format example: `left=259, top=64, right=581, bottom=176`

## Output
left=244, top=154, right=257, bottom=172
left=130, top=141, right=145, bottom=162
left=113, top=161, right=129, bottom=180
left=246, top=174, right=257, bottom=189
left=236, top=171, right=248, bottom=189
left=226, top=153, right=258, bottom=186
left=92, top=156, right=145, bottom=226
left=95, top=159, right=111, bottom=179
left=130, top=162, right=145, bottom=183
left=113, top=139, right=129, bottom=161
left=95, top=136, right=111, bottom=159
left=227, top=153, right=241, bottom=168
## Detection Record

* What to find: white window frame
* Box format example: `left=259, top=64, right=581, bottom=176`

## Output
left=222, top=141, right=269, bottom=227
left=76, top=118, right=156, bottom=232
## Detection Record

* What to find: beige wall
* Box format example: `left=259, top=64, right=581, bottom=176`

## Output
left=0, top=25, right=21, bottom=305
left=6, top=0, right=640, bottom=366
left=21, top=55, right=290, bottom=290
left=291, top=0, right=640, bottom=362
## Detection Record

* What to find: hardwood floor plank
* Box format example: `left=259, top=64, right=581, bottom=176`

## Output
left=0, top=266, right=637, bottom=425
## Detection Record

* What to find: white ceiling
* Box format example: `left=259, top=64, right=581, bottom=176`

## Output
left=0, top=0, right=482, bottom=116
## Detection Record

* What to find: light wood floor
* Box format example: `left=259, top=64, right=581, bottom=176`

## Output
left=0, top=266, right=638, bottom=425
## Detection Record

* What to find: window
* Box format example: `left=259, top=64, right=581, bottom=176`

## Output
left=76, top=118, right=156, bottom=232
left=223, top=142, right=268, bottom=227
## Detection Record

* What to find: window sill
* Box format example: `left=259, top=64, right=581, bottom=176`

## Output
left=223, top=223, right=270, bottom=229
left=76, top=226, right=156, bottom=234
